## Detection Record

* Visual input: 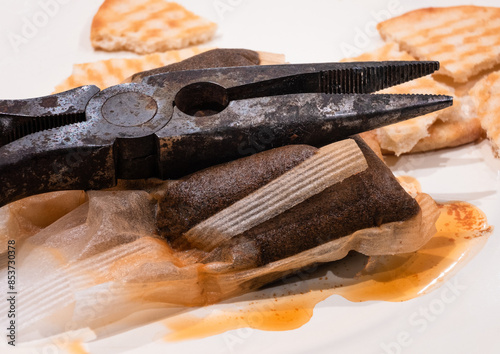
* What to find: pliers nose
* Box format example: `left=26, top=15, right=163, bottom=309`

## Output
left=159, top=92, right=452, bottom=178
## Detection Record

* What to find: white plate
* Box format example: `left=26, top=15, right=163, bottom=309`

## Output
left=1, top=1, right=499, bottom=353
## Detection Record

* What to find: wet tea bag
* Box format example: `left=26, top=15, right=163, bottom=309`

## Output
left=0, top=137, right=439, bottom=342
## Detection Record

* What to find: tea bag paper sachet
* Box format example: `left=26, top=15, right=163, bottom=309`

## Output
left=0, top=137, right=439, bottom=341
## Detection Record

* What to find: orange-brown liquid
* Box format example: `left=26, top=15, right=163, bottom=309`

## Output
left=59, top=341, right=88, bottom=354
left=334, top=201, right=491, bottom=301
left=163, top=200, right=492, bottom=341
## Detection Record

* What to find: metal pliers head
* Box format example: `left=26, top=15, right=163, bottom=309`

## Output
left=0, top=60, right=452, bottom=206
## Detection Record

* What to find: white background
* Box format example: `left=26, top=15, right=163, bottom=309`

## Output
left=1, top=1, right=500, bottom=353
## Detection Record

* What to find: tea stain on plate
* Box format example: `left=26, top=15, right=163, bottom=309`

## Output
left=58, top=341, right=89, bottom=354
left=163, top=291, right=332, bottom=341
left=162, top=200, right=492, bottom=341
left=334, top=201, right=492, bottom=302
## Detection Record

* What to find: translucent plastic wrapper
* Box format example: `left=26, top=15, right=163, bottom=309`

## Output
left=0, top=138, right=439, bottom=342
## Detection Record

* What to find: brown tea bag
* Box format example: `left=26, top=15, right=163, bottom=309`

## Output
left=153, top=137, right=425, bottom=273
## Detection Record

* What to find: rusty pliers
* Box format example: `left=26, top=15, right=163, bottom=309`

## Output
left=0, top=61, right=452, bottom=207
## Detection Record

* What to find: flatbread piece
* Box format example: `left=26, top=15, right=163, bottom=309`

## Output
left=54, top=48, right=285, bottom=93
left=54, top=47, right=210, bottom=92
left=91, top=0, right=217, bottom=54
left=377, top=6, right=500, bottom=83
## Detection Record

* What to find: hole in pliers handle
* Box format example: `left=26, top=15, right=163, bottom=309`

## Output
left=174, top=82, right=229, bottom=117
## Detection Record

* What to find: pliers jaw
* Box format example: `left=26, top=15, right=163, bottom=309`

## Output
left=0, top=60, right=452, bottom=207
left=0, top=85, right=100, bottom=147
left=159, top=92, right=452, bottom=178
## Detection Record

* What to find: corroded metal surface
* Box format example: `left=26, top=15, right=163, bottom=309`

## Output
left=0, top=85, right=100, bottom=147
left=0, top=58, right=452, bottom=206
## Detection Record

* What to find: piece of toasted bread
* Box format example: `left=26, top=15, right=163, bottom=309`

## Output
left=410, top=117, right=483, bottom=154
left=469, top=71, right=500, bottom=154
left=344, top=43, right=480, bottom=155
left=91, top=0, right=217, bottom=54
left=54, top=49, right=285, bottom=93
left=54, top=47, right=210, bottom=92
left=377, top=6, right=500, bottom=83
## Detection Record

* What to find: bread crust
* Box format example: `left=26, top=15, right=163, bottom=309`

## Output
left=409, top=118, right=483, bottom=153
left=469, top=71, right=500, bottom=154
